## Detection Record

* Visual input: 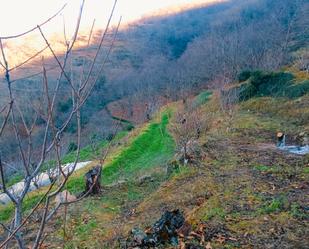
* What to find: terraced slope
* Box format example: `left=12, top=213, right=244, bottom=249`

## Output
left=1, top=80, right=308, bottom=248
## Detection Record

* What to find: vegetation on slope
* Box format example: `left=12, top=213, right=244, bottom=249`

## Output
left=238, top=70, right=309, bottom=100
left=65, top=111, right=175, bottom=193
left=102, top=112, right=174, bottom=185
left=49, top=70, right=307, bottom=248
left=0, top=111, right=175, bottom=224
left=1, top=70, right=308, bottom=248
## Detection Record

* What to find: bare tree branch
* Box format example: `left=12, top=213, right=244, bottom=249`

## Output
left=8, top=45, right=49, bottom=72
left=38, top=26, right=78, bottom=96
left=80, top=0, right=118, bottom=92
left=0, top=0, right=119, bottom=247
left=0, top=101, right=12, bottom=137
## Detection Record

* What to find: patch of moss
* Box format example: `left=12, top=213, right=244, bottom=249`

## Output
left=259, top=195, right=288, bottom=214
left=303, top=167, right=309, bottom=174
left=254, top=164, right=271, bottom=172
left=203, top=207, right=226, bottom=221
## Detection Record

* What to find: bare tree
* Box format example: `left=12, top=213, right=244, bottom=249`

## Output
left=0, top=1, right=121, bottom=248
left=295, top=49, right=309, bottom=74
left=170, top=100, right=209, bottom=165
left=219, top=77, right=240, bottom=133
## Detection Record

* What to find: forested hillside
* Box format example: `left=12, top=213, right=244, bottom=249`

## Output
left=0, top=0, right=308, bottom=248
left=1, top=0, right=307, bottom=169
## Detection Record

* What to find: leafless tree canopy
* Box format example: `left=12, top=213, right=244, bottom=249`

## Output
left=0, top=0, right=120, bottom=248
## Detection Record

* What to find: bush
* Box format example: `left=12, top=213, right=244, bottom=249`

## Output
left=250, top=72, right=294, bottom=97
left=237, top=71, right=307, bottom=100
left=286, top=80, right=309, bottom=98
left=238, top=83, right=257, bottom=101
left=57, top=99, right=72, bottom=113
left=238, top=70, right=253, bottom=82
left=106, top=133, right=114, bottom=141
left=66, top=122, right=77, bottom=134
left=126, top=123, right=135, bottom=131
left=67, top=142, right=78, bottom=153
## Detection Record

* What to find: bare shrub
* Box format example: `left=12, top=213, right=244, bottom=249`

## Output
left=219, top=81, right=240, bottom=133
left=170, top=100, right=209, bottom=165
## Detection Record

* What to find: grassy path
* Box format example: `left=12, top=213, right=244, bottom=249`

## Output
left=0, top=112, right=175, bottom=224
left=102, top=112, right=174, bottom=184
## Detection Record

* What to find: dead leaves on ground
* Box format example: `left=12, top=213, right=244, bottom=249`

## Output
left=177, top=222, right=238, bottom=248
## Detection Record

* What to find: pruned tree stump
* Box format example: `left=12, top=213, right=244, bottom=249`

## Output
left=84, top=166, right=102, bottom=195
left=277, top=132, right=285, bottom=147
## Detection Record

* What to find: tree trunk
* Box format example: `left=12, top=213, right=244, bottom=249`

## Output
left=14, top=204, right=25, bottom=249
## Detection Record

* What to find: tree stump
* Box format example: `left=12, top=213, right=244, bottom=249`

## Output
left=277, top=132, right=285, bottom=147
left=84, top=166, right=102, bottom=195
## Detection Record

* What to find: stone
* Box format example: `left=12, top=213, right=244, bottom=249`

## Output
left=55, top=190, right=76, bottom=204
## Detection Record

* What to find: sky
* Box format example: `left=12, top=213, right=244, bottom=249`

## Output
left=0, top=0, right=220, bottom=67
left=0, top=0, right=214, bottom=37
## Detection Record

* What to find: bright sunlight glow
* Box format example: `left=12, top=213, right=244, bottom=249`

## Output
left=0, top=0, right=222, bottom=66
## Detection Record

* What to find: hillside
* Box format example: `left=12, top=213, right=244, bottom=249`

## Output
left=1, top=0, right=308, bottom=173
left=0, top=0, right=308, bottom=248
left=1, top=69, right=308, bottom=248
left=53, top=74, right=309, bottom=248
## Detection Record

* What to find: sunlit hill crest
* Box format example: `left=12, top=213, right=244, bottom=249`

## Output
left=0, top=0, right=224, bottom=74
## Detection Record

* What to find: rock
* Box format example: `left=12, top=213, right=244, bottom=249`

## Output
left=117, top=180, right=128, bottom=185
left=107, top=179, right=128, bottom=188
left=126, top=209, right=185, bottom=248
left=126, top=228, right=148, bottom=248
left=131, top=228, right=147, bottom=245
left=150, top=209, right=185, bottom=245
left=55, top=190, right=76, bottom=204
left=138, top=175, right=154, bottom=185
